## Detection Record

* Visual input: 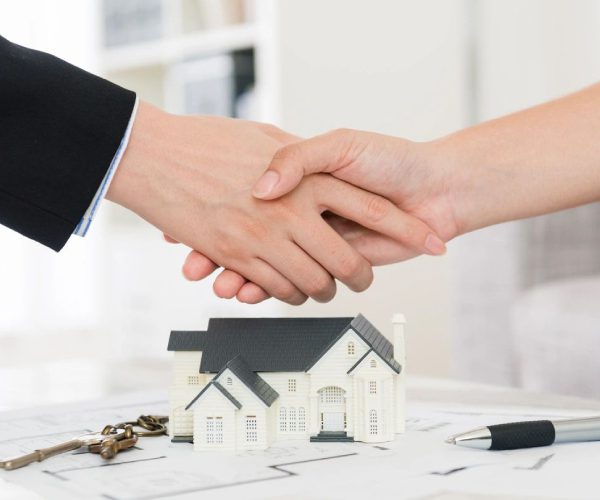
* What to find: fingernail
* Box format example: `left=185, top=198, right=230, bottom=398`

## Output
left=424, top=233, right=446, bottom=255
left=253, top=170, right=280, bottom=197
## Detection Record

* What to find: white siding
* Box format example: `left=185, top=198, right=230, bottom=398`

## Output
left=213, top=369, right=272, bottom=450
left=260, top=372, right=310, bottom=439
left=169, top=351, right=211, bottom=439
left=350, top=351, right=397, bottom=443
left=172, top=352, right=204, bottom=385
left=192, top=386, right=237, bottom=451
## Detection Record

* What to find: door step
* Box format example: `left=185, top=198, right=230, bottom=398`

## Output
left=310, top=431, right=354, bottom=442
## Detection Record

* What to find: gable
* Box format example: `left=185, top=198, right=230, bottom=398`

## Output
left=347, top=348, right=401, bottom=375
left=306, top=328, right=370, bottom=374
left=305, top=314, right=401, bottom=373
left=186, top=381, right=241, bottom=411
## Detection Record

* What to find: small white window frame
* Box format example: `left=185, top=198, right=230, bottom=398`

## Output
left=347, top=341, right=355, bottom=356
left=246, top=415, right=258, bottom=442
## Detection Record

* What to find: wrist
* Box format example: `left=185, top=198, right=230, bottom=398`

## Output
left=106, top=101, right=172, bottom=216
left=427, top=131, right=490, bottom=236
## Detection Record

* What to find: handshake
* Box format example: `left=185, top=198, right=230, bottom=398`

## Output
left=107, top=83, right=600, bottom=305
left=106, top=102, right=454, bottom=305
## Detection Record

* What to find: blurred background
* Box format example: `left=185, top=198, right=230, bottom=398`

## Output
left=1, top=0, right=600, bottom=410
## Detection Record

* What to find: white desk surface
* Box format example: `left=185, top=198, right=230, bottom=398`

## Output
left=1, top=376, right=600, bottom=500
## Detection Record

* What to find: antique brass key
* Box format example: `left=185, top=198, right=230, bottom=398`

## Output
left=0, top=415, right=167, bottom=471
left=0, top=427, right=129, bottom=471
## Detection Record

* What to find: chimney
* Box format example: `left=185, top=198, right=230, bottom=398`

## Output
left=391, top=313, right=406, bottom=365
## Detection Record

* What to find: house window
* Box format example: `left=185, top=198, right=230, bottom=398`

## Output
left=289, top=407, right=297, bottom=432
left=298, top=407, right=306, bottom=432
left=214, top=417, right=223, bottom=444
left=188, top=375, right=200, bottom=385
left=369, top=381, right=377, bottom=394
left=369, top=410, right=378, bottom=435
left=288, top=379, right=297, bottom=392
left=246, top=416, right=258, bottom=442
left=279, top=407, right=287, bottom=432
left=319, top=386, right=345, bottom=404
left=347, top=341, right=355, bottom=356
left=206, top=417, right=215, bottom=444
left=226, top=376, right=232, bottom=386
left=370, top=359, right=377, bottom=368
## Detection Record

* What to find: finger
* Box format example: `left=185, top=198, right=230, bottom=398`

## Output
left=259, top=241, right=337, bottom=303
left=236, top=282, right=270, bottom=304
left=213, top=269, right=247, bottom=299
left=164, top=234, right=179, bottom=243
left=239, top=258, right=308, bottom=306
left=253, top=129, right=357, bottom=199
left=182, top=251, right=219, bottom=281
left=293, top=215, right=373, bottom=293
left=316, top=177, right=446, bottom=256
left=327, top=214, right=419, bottom=265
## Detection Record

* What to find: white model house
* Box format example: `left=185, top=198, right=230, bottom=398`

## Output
left=167, top=314, right=406, bottom=451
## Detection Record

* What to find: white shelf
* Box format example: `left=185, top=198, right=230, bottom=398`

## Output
left=101, top=23, right=257, bottom=73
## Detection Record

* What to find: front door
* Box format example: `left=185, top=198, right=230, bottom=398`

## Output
left=322, top=411, right=345, bottom=431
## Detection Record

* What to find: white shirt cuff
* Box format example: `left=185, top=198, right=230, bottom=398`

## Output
left=73, top=97, right=139, bottom=237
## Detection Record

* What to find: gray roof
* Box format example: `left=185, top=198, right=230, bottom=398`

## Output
left=171, top=314, right=401, bottom=375
left=216, top=355, right=279, bottom=407
left=185, top=380, right=242, bottom=410
left=306, top=314, right=402, bottom=373
left=199, top=317, right=355, bottom=372
left=167, top=331, right=207, bottom=351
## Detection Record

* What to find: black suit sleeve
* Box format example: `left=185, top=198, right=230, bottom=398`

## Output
left=0, top=35, right=136, bottom=251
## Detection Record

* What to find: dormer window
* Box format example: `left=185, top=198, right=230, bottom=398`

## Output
left=347, top=341, right=355, bottom=356
left=226, top=376, right=232, bottom=386
left=370, top=359, right=377, bottom=368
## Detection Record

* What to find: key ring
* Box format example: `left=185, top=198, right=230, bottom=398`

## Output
left=114, top=415, right=168, bottom=437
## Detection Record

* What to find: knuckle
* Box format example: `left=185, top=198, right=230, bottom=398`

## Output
left=306, top=273, right=333, bottom=299
left=364, top=195, right=391, bottom=224
left=214, top=232, right=237, bottom=257
left=272, top=144, right=299, bottom=164
left=272, top=282, right=298, bottom=302
left=336, top=253, right=364, bottom=282
left=260, top=122, right=280, bottom=134
left=330, top=127, right=354, bottom=140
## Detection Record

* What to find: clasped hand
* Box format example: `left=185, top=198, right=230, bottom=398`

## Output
left=109, top=102, right=448, bottom=305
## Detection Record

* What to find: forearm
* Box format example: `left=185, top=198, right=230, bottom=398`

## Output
left=437, top=83, right=600, bottom=234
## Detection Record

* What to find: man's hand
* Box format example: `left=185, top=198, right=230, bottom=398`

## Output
left=107, top=103, right=445, bottom=305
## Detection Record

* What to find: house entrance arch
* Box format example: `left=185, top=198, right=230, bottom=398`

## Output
left=318, top=386, right=346, bottom=432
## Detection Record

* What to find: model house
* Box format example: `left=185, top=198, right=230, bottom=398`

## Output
left=167, top=314, right=406, bottom=451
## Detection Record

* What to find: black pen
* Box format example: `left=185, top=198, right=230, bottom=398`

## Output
left=446, top=416, right=600, bottom=450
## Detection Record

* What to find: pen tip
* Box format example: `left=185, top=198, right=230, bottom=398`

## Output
left=445, top=437, right=456, bottom=445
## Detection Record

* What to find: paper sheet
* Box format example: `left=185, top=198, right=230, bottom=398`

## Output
left=0, top=391, right=598, bottom=500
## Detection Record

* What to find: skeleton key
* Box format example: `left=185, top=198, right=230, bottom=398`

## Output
left=0, top=428, right=126, bottom=471
left=89, top=434, right=138, bottom=459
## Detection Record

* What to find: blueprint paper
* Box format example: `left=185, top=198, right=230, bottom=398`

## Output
left=0, top=391, right=597, bottom=500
